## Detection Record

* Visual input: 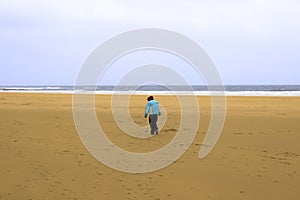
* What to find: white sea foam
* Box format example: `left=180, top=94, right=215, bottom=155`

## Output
left=1, top=89, right=300, bottom=96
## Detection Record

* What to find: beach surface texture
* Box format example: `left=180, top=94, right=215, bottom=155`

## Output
left=0, top=93, right=300, bottom=199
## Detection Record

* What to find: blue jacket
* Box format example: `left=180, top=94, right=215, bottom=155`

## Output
left=144, top=100, right=161, bottom=118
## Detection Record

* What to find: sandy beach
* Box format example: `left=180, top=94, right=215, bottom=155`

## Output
left=0, top=93, right=299, bottom=200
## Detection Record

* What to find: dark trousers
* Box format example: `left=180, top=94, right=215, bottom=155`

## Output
left=149, top=114, right=158, bottom=135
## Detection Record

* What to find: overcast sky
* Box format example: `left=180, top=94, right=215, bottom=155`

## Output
left=1, top=0, right=299, bottom=85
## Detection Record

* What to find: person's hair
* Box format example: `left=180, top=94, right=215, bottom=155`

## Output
left=147, top=96, right=154, bottom=101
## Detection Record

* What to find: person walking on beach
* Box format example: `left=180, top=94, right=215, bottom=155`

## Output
left=144, top=96, right=161, bottom=135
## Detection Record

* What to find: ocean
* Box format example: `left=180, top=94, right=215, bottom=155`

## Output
left=0, top=85, right=300, bottom=96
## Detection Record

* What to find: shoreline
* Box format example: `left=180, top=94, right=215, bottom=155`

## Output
left=1, top=91, right=300, bottom=96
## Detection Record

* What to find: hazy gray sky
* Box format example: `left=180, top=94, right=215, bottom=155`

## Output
left=1, top=0, right=299, bottom=85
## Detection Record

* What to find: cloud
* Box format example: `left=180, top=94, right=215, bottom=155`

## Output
left=1, top=0, right=300, bottom=36
left=0, top=0, right=299, bottom=85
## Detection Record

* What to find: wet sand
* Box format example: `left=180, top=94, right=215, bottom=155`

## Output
left=0, top=93, right=300, bottom=199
